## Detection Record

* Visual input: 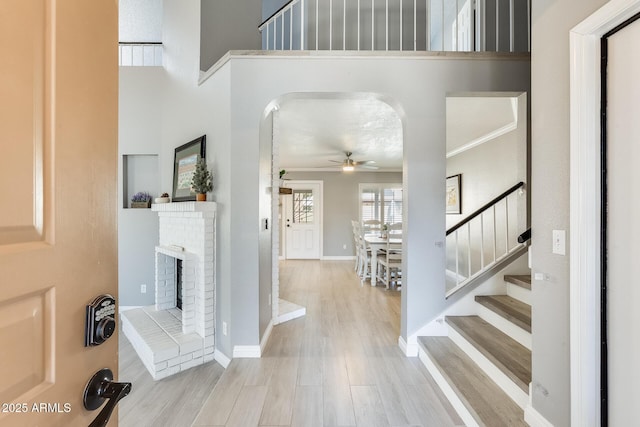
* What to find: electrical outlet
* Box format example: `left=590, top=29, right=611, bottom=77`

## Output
left=140, top=284, right=147, bottom=294
left=343, top=244, right=347, bottom=250
left=268, top=293, right=272, bottom=306
left=222, top=321, right=228, bottom=336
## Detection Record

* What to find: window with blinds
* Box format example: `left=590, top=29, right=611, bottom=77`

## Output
left=359, top=184, right=403, bottom=224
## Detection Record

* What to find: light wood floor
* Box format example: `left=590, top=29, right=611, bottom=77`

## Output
left=120, top=260, right=463, bottom=427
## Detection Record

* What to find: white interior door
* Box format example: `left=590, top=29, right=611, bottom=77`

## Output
left=284, top=182, right=322, bottom=259
left=606, top=16, right=640, bottom=426
left=0, top=1, right=120, bottom=425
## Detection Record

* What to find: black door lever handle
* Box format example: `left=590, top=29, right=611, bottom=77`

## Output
left=83, top=368, right=132, bottom=427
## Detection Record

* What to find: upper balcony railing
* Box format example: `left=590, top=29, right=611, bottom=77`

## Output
left=259, top=0, right=530, bottom=53
left=119, top=42, right=163, bottom=67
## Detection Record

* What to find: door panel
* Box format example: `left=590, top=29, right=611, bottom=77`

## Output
left=0, top=1, right=118, bottom=425
left=285, top=183, right=322, bottom=259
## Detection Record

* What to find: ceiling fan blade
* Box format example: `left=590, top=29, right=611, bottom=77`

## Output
left=328, top=160, right=344, bottom=164
left=353, top=160, right=375, bottom=165
left=357, top=164, right=379, bottom=170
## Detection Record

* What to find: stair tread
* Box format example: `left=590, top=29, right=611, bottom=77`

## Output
left=446, top=315, right=531, bottom=393
left=504, top=275, right=531, bottom=290
left=418, top=336, right=527, bottom=427
left=475, top=295, right=531, bottom=333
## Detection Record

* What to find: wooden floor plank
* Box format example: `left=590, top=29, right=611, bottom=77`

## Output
left=290, top=385, right=323, bottom=427
left=225, top=385, right=268, bottom=427
left=350, top=385, right=390, bottom=427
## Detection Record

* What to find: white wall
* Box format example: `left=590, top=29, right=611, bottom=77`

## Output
left=531, top=0, right=607, bottom=425
left=119, top=0, right=162, bottom=42
left=118, top=68, right=167, bottom=306
left=213, top=53, right=529, bottom=346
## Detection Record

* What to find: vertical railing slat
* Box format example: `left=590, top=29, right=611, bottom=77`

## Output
left=385, top=0, right=389, bottom=51
left=441, top=0, right=444, bottom=51
left=344, top=0, right=347, bottom=50
left=455, top=230, right=460, bottom=285
left=316, top=0, right=319, bottom=50
left=358, top=0, right=361, bottom=50
left=496, top=0, right=500, bottom=51
left=426, top=0, right=430, bottom=50
left=480, top=213, right=485, bottom=269
left=455, top=0, right=458, bottom=51
left=301, top=0, right=305, bottom=49
left=400, top=0, right=404, bottom=51
left=505, top=198, right=510, bottom=253
left=467, top=223, right=472, bottom=278
left=413, top=0, right=416, bottom=51
left=509, top=0, right=514, bottom=52
left=492, top=205, right=497, bottom=262
left=330, top=0, right=333, bottom=49
left=290, top=7, right=294, bottom=50
left=372, top=0, right=375, bottom=50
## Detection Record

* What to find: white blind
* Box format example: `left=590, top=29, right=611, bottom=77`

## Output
left=359, top=184, right=402, bottom=224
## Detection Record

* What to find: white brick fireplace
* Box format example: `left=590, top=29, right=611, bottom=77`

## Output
left=122, top=202, right=216, bottom=380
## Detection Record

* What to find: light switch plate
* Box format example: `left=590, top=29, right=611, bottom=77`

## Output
left=552, top=230, right=566, bottom=255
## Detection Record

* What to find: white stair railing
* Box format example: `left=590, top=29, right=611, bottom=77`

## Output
left=259, top=0, right=530, bottom=53
left=445, top=182, right=527, bottom=297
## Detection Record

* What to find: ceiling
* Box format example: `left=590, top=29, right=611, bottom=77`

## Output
left=276, top=95, right=518, bottom=172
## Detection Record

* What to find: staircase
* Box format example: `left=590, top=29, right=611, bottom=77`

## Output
left=418, top=274, right=532, bottom=426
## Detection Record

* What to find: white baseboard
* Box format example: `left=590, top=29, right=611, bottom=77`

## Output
left=398, top=335, right=419, bottom=357
left=233, top=345, right=261, bottom=358
left=321, top=256, right=356, bottom=261
left=524, top=404, right=555, bottom=427
left=214, top=349, right=231, bottom=368
left=260, top=320, right=273, bottom=355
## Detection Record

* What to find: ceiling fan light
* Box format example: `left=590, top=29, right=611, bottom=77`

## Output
left=342, top=165, right=354, bottom=172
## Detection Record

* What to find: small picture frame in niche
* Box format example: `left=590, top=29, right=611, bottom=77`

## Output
left=172, top=135, right=206, bottom=202
left=446, top=174, right=462, bottom=214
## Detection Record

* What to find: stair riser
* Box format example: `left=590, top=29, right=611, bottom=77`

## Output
left=448, top=325, right=528, bottom=409
left=506, top=283, right=531, bottom=305
left=418, top=349, right=481, bottom=427
left=477, top=305, right=532, bottom=350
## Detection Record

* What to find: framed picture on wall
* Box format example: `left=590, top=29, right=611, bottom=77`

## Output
left=446, top=174, right=462, bottom=214
left=172, top=135, right=206, bottom=202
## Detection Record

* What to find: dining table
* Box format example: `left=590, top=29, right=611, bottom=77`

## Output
left=364, top=235, right=402, bottom=286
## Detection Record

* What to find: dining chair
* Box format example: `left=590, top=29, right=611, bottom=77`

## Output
left=362, top=219, right=382, bottom=235
left=357, top=232, right=372, bottom=285
left=377, top=233, right=402, bottom=290
left=351, top=220, right=362, bottom=272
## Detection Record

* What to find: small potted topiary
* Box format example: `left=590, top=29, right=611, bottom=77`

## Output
left=131, top=191, right=152, bottom=208
left=191, top=159, right=213, bottom=201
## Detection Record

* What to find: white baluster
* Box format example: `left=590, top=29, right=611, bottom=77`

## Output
left=509, top=0, right=514, bottom=52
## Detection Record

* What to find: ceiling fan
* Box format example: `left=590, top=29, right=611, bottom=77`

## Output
left=329, top=151, right=378, bottom=171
